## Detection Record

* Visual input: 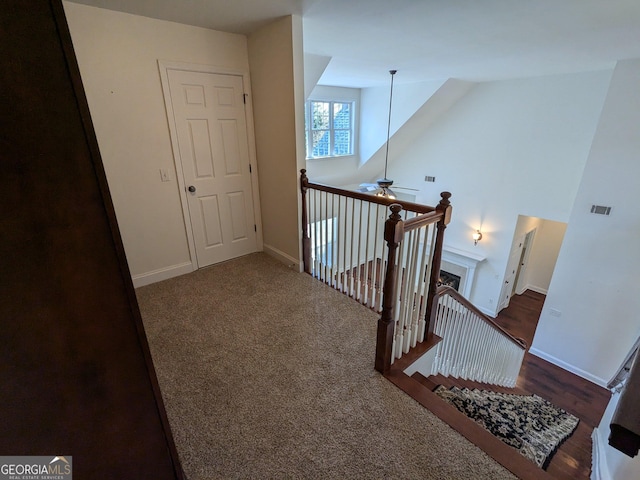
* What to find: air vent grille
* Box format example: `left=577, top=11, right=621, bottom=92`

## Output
left=590, top=205, right=612, bottom=215
left=424, top=175, right=436, bottom=182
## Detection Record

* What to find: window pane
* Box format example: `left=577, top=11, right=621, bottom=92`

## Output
left=333, top=130, right=351, bottom=155
left=311, top=101, right=330, bottom=130
left=333, top=103, right=351, bottom=129
left=312, top=130, right=329, bottom=157
left=305, top=99, right=355, bottom=158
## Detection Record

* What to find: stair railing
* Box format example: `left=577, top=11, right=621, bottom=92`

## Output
left=299, top=169, right=451, bottom=373
left=429, top=285, right=527, bottom=387
left=300, top=169, right=441, bottom=307
left=375, top=196, right=452, bottom=372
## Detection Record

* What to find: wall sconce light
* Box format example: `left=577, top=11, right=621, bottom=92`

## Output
left=472, top=230, right=483, bottom=246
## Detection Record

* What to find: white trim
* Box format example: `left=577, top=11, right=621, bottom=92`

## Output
left=443, top=245, right=485, bottom=263
left=477, top=304, right=499, bottom=318
left=529, top=347, right=608, bottom=387
left=132, top=261, right=195, bottom=288
left=403, top=344, right=438, bottom=377
left=157, top=60, right=199, bottom=269
left=591, top=427, right=612, bottom=480
left=517, top=283, right=548, bottom=296
left=441, top=246, right=485, bottom=299
left=263, top=244, right=301, bottom=271
left=157, top=59, right=251, bottom=78
left=515, top=228, right=537, bottom=295
left=240, top=73, right=264, bottom=252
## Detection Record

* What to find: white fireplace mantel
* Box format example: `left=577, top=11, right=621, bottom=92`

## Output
left=440, top=246, right=486, bottom=298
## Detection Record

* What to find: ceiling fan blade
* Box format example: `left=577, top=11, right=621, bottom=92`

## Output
left=358, top=183, right=379, bottom=192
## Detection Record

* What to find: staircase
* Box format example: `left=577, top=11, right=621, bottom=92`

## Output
left=390, top=292, right=610, bottom=480
left=298, top=172, right=609, bottom=479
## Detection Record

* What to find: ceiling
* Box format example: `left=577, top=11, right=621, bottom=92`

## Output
left=69, top=0, right=640, bottom=87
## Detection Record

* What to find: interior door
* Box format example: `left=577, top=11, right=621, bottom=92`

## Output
left=167, top=69, right=257, bottom=267
left=498, top=233, right=526, bottom=311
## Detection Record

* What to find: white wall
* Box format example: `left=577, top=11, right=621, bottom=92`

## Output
left=304, top=53, right=330, bottom=99
left=304, top=79, right=456, bottom=186
left=358, top=79, right=447, bottom=167
left=248, top=15, right=306, bottom=268
left=63, top=2, right=252, bottom=284
left=531, top=59, right=640, bottom=385
left=525, top=219, right=566, bottom=294
left=514, top=216, right=567, bottom=295
left=387, top=70, right=612, bottom=316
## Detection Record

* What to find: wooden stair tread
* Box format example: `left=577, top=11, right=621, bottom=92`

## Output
left=428, top=373, right=531, bottom=397
left=410, top=371, right=438, bottom=391
left=386, top=368, right=554, bottom=480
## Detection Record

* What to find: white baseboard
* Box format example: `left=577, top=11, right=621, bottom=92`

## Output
left=263, top=244, right=301, bottom=272
left=591, top=427, right=611, bottom=480
left=520, top=284, right=548, bottom=295
left=132, top=261, right=194, bottom=288
left=477, top=304, right=498, bottom=318
left=528, top=347, right=608, bottom=387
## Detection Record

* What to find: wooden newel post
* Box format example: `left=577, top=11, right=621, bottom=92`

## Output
left=300, top=169, right=311, bottom=274
left=375, top=204, right=404, bottom=374
left=425, top=192, right=452, bottom=338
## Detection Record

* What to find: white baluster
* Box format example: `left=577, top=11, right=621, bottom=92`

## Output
left=430, top=290, right=526, bottom=387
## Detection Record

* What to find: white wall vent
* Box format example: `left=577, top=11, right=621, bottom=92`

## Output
left=590, top=205, right=612, bottom=215
left=424, top=175, right=436, bottom=182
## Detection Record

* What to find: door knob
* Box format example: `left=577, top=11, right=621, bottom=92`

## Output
left=188, top=185, right=196, bottom=193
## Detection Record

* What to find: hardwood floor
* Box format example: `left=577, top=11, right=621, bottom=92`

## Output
left=493, top=289, right=544, bottom=347
left=425, top=290, right=611, bottom=480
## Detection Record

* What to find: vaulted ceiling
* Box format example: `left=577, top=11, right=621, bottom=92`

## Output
left=69, top=0, right=640, bottom=87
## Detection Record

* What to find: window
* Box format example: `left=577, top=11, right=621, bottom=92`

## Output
left=305, top=100, right=354, bottom=158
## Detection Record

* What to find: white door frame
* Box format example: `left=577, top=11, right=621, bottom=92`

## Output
left=158, top=60, right=263, bottom=269
left=514, top=228, right=536, bottom=295
left=497, top=232, right=526, bottom=312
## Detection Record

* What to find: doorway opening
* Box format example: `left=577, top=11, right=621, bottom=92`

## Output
left=496, top=215, right=567, bottom=346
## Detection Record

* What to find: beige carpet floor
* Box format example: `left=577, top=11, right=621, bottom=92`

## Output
left=136, top=253, right=516, bottom=480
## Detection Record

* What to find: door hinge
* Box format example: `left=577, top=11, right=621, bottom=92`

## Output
left=249, top=164, right=252, bottom=173
left=254, top=224, right=257, bottom=232
left=243, top=93, right=248, bottom=104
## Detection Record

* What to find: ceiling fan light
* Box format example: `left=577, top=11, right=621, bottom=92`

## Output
left=375, top=178, right=397, bottom=199
left=375, top=188, right=396, bottom=199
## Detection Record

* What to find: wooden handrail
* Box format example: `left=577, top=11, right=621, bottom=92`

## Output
left=300, top=173, right=527, bottom=384
left=300, top=169, right=437, bottom=214
left=375, top=194, right=451, bottom=373
left=402, top=211, right=442, bottom=232
left=300, top=169, right=456, bottom=373
left=431, top=285, right=527, bottom=350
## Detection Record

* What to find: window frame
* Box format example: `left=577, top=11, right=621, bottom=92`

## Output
left=305, top=98, right=356, bottom=160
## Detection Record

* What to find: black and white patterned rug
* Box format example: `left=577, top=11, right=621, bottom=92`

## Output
left=434, top=385, right=579, bottom=468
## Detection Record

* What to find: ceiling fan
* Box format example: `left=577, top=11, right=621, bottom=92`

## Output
left=358, top=69, right=417, bottom=199
left=357, top=182, right=418, bottom=194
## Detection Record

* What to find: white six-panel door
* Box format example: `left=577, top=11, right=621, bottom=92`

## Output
left=166, top=69, right=257, bottom=267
